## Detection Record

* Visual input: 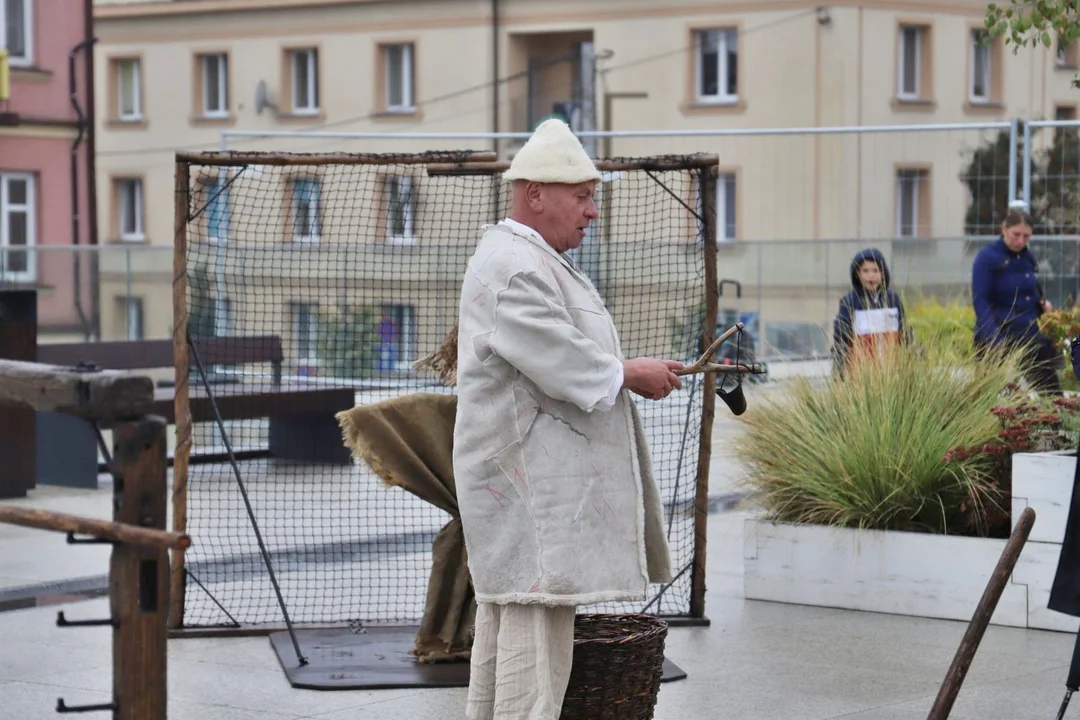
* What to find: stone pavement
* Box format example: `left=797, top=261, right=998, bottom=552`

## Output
left=1, top=384, right=1078, bottom=719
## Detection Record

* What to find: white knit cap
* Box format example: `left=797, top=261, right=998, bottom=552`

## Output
left=503, top=118, right=601, bottom=185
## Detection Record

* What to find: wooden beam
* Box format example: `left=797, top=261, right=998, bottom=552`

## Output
left=176, top=150, right=498, bottom=167
left=0, top=359, right=154, bottom=420
left=0, top=504, right=191, bottom=551
left=426, top=153, right=721, bottom=175
left=111, top=416, right=170, bottom=720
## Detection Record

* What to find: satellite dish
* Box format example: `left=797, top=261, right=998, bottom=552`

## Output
left=254, top=80, right=277, bottom=115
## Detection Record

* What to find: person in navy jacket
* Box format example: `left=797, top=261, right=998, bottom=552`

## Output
left=832, top=248, right=909, bottom=377
left=971, top=207, right=1062, bottom=394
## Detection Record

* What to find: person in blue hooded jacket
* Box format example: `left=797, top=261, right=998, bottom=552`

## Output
left=832, top=248, right=909, bottom=376
left=971, top=207, right=1061, bottom=395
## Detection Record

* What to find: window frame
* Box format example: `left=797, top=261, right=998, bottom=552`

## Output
left=694, top=27, right=738, bottom=103
left=290, top=48, right=320, bottom=114
left=384, top=43, right=415, bottom=111
left=0, top=0, right=32, bottom=68
left=116, top=178, right=145, bottom=242
left=897, top=26, right=922, bottom=100
left=202, top=52, right=229, bottom=117
left=385, top=175, right=416, bottom=245
left=116, top=58, right=143, bottom=121
left=0, top=172, right=36, bottom=284
left=969, top=29, right=992, bottom=104
left=291, top=177, right=322, bottom=244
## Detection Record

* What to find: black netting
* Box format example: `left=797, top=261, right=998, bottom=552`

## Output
left=175, top=151, right=714, bottom=629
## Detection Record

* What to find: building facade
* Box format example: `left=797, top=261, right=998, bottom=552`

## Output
left=92, top=0, right=1076, bottom=364
left=2, top=0, right=97, bottom=339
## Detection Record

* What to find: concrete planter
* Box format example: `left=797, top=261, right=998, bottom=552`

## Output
left=1011, top=450, right=1079, bottom=632
left=743, top=451, right=1079, bottom=632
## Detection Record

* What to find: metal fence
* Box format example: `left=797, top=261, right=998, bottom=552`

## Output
left=16, top=120, right=1080, bottom=363
left=14, top=235, right=1080, bottom=365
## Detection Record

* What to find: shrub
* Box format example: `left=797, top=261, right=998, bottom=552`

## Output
left=902, top=292, right=976, bottom=363
left=736, top=332, right=1028, bottom=537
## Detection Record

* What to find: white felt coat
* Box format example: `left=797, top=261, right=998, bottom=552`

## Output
left=453, top=223, right=673, bottom=607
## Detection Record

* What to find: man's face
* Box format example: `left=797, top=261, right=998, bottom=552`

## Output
left=534, top=181, right=599, bottom=252
left=858, top=261, right=882, bottom=292
left=1002, top=222, right=1032, bottom=253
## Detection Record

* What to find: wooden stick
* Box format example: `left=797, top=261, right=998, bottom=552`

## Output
left=690, top=166, right=720, bottom=621
left=0, top=359, right=153, bottom=421
left=176, top=151, right=499, bottom=167
left=426, top=153, right=720, bottom=175
left=674, top=362, right=766, bottom=377
left=926, top=506, right=1036, bottom=720
left=170, top=158, right=192, bottom=630
left=677, top=323, right=745, bottom=378
left=0, top=504, right=191, bottom=551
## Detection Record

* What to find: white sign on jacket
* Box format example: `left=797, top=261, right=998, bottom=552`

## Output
left=453, top=220, right=673, bottom=607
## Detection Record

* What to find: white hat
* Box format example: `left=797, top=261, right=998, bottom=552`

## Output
left=503, top=118, right=601, bottom=185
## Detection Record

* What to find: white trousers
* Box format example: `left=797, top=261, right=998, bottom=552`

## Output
left=465, top=602, right=576, bottom=720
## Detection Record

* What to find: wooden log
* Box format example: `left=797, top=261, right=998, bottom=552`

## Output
left=0, top=503, right=191, bottom=551
left=426, top=154, right=721, bottom=175
left=175, top=150, right=498, bottom=167
left=0, top=359, right=153, bottom=421
left=169, top=158, right=192, bottom=630
left=111, top=416, right=170, bottom=720
left=926, top=506, right=1037, bottom=720
left=690, top=165, right=720, bottom=621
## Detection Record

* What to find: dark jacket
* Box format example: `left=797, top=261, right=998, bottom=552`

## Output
left=972, top=237, right=1045, bottom=346
left=832, top=248, right=908, bottom=374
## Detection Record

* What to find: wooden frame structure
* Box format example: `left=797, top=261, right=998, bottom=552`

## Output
left=169, top=149, right=721, bottom=633
left=0, top=358, right=190, bottom=719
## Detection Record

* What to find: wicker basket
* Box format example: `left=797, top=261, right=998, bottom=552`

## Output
left=559, top=613, right=669, bottom=720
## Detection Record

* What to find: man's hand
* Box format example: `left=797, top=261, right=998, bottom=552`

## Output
left=622, top=358, right=685, bottom=401
left=1042, top=298, right=1054, bottom=312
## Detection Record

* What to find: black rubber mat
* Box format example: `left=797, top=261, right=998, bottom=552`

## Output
left=269, top=626, right=688, bottom=691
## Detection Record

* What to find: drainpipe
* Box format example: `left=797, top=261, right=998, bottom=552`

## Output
left=84, top=0, right=100, bottom=340
left=69, top=33, right=97, bottom=340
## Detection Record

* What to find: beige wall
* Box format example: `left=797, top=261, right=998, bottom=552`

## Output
left=92, top=0, right=1071, bottom=358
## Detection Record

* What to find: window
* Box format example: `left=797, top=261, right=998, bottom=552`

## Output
left=896, top=168, right=930, bottom=239
left=122, top=297, right=144, bottom=341
left=898, top=26, right=924, bottom=99
left=204, top=177, right=230, bottom=242
left=0, top=0, right=31, bottom=67
left=695, top=28, right=737, bottom=102
left=201, top=53, right=228, bottom=116
left=970, top=29, right=991, bottom=103
left=116, top=58, right=142, bottom=121
left=383, top=43, right=415, bottom=110
left=0, top=173, right=35, bottom=283
left=694, top=172, right=737, bottom=243
left=718, top=173, right=736, bottom=241
left=385, top=176, right=415, bottom=244
left=376, top=304, right=416, bottom=373
left=292, top=302, right=319, bottom=365
left=1058, top=38, right=1077, bottom=67
left=291, top=178, right=321, bottom=242
left=116, top=178, right=144, bottom=241
left=290, top=48, right=319, bottom=114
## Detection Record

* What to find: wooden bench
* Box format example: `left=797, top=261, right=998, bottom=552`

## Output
left=35, top=336, right=356, bottom=488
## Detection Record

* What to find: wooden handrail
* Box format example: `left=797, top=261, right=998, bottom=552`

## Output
left=0, top=359, right=153, bottom=421
left=0, top=505, right=191, bottom=551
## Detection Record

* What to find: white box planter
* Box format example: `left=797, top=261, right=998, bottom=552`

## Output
left=743, top=519, right=1028, bottom=628
left=1011, top=450, right=1079, bottom=632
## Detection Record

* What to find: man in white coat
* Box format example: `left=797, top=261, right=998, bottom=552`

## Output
left=454, top=118, right=681, bottom=720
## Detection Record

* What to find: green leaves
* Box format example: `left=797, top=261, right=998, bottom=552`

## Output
left=985, top=0, right=1080, bottom=48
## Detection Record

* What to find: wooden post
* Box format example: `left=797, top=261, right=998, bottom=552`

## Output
left=111, top=415, right=169, bottom=720
left=0, top=289, right=37, bottom=498
left=689, top=165, right=720, bottom=621
left=926, top=506, right=1037, bottom=720
left=170, top=157, right=191, bottom=630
